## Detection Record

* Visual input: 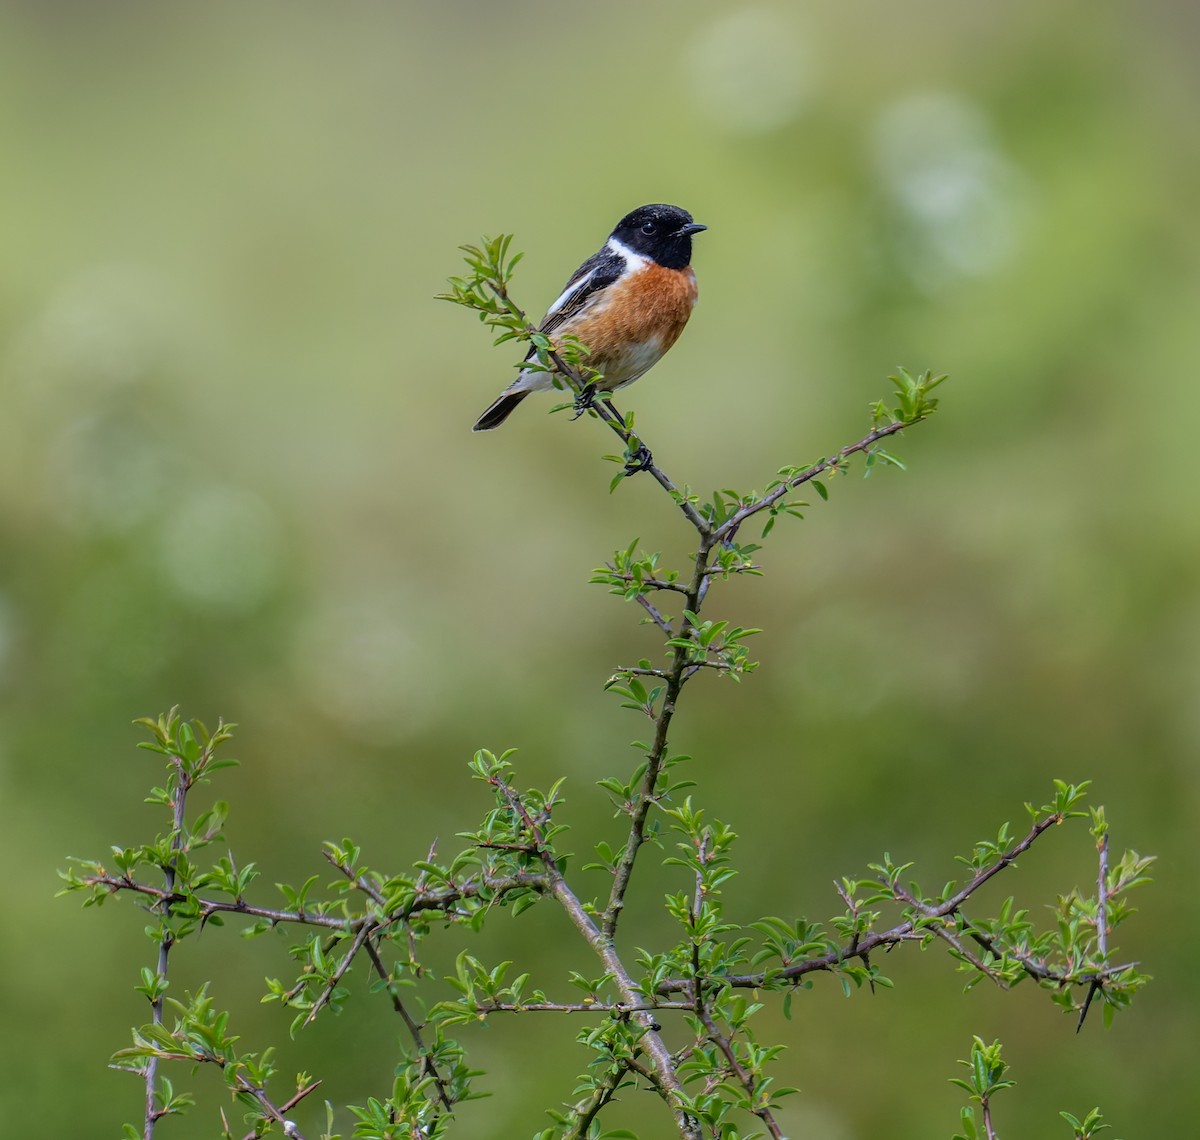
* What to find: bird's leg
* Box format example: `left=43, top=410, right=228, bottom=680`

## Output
left=601, top=398, right=627, bottom=429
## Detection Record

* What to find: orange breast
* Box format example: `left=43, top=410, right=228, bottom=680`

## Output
left=560, top=265, right=698, bottom=390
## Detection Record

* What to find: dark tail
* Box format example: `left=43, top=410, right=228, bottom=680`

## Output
left=472, top=390, right=528, bottom=432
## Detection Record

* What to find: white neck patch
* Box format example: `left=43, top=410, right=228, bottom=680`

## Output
left=606, top=236, right=650, bottom=270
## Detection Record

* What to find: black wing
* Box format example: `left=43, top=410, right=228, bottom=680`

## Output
left=535, top=246, right=624, bottom=339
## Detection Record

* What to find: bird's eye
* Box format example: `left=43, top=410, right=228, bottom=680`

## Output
left=640, top=221, right=656, bottom=235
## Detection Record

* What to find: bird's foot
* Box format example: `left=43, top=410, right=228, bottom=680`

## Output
left=571, top=383, right=598, bottom=420
left=622, top=443, right=654, bottom=476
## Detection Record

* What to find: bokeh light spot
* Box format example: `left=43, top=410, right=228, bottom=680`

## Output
left=0, top=592, right=14, bottom=689
left=871, top=91, right=1033, bottom=289
left=11, top=263, right=185, bottom=397
left=293, top=588, right=441, bottom=744
left=44, top=413, right=170, bottom=535
left=159, top=485, right=282, bottom=610
left=685, top=8, right=814, bottom=134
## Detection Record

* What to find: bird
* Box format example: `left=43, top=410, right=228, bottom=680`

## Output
left=471, top=203, right=706, bottom=432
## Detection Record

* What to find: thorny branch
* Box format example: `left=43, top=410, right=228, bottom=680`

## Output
left=713, top=417, right=918, bottom=545
left=363, top=939, right=456, bottom=1113
left=1076, top=830, right=1111, bottom=1033
left=236, top=1081, right=321, bottom=1140
left=144, top=1046, right=316, bottom=1140
left=603, top=535, right=712, bottom=943
left=487, top=769, right=703, bottom=1140
left=322, top=847, right=459, bottom=1113
left=143, top=755, right=190, bottom=1140
left=658, top=810, right=1126, bottom=996
left=564, top=1059, right=634, bottom=1140
left=81, top=869, right=548, bottom=934
left=695, top=1006, right=785, bottom=1140
left=73, top=232, right=1151, bottom=1140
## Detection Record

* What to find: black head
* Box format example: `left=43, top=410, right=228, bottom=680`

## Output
left=610, top=204, right=706, bottom=269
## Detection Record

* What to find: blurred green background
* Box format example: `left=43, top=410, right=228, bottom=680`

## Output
left=2, top=2, right=1196, bottom=1136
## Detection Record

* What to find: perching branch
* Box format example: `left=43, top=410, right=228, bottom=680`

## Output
left=482, top=273, right=713, bottom=535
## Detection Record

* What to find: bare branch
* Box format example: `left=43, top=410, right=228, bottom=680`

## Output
left=634, top=592, right=675, bottom=635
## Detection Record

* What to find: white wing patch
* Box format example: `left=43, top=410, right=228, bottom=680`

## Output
left=506, top=236, right=654, bottom=397
left=544, top=268, right=595, bottom=321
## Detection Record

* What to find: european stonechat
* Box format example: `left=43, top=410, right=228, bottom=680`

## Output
left=471, top=203, right=706, bottom=432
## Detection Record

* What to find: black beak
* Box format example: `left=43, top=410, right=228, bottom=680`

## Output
left=675, top=222, right=707, bottom=237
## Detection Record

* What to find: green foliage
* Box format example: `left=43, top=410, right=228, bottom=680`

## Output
left=60, top=235, right=1150, bottom=1140
left=950, top=1037, right=1014, bottom=1140
left=437, top=234, right=595, bottom=392
left=950, top=1039, right=1122, bottom=1139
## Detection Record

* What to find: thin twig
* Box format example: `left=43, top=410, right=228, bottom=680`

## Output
left=363, top=939, right=455, bottom=1113
left=239, top=1081, right=321, bottom=1140
left=324, top=848, right=386, bottom=905
left=603, top=568, right=691, bottom=595
left=602, top=539, right=711, bottom=942
left=696, top=1007, right=785, bottom=1140
left=633, top=593, right=675, bottom=635
left=626, top=1056, right=672, bottom=1097
left=981, top=1096, right=997, bottom=1140
left=302, top=922, right=374, bottom=1027
left=566, top=1059, right=634, bottom=1140
left=148, top=1044, right=313, bottom=1138
left=476, top=1000, right=692, bottom=1014
left=85, top=869, right=547, bottom=932
left=1076, top=831, right=1111, bottom=1033
left=660, top=811, right=1066, bottom=993
left=143, top=755, right=191, bottom=1140
left=890, top=883, right=1008, bottom=988
left=1097, top=831, right=1110, bottom=961
left=230, top=1072, right=311, bottom=1139
left=714, top=417, right=922, bottom=545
